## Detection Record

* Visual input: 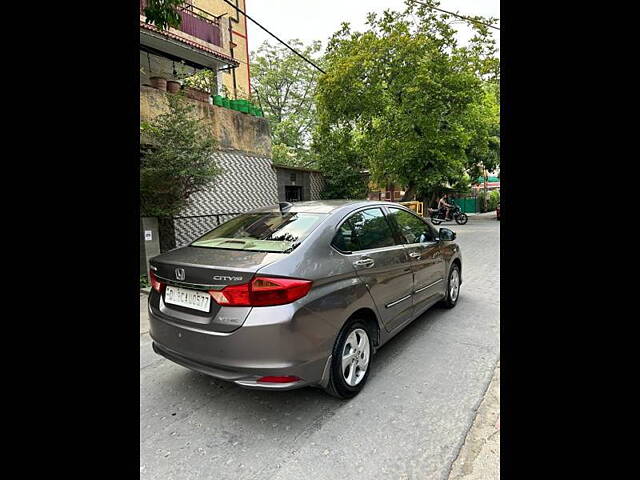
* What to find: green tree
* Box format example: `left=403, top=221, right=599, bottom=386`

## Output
left=315, top=126, right=370, bottom=199
left=465, top=82, right=500, bottom=185
left=141, top=94, right=220, bottom=248
left=143, top=0, right=184, bottom=30
left=314, top=1, right=499, bottom=201
left=250, top=40, right=323, bottom=168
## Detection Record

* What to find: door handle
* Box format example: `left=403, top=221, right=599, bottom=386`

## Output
left=409, top=252, right=422, bottom=259
left=353, top=258, right=375, bottom=268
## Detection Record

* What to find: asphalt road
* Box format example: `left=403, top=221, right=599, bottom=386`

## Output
left=140, top=213, right=500, bottom=480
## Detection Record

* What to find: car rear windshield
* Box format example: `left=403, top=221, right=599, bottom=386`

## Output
left=190, top=212, right=327, bottom=253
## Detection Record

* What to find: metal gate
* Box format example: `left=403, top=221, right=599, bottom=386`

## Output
left=453, top=197, right=478, bottom=214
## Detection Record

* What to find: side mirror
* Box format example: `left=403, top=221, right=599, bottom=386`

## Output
left=439, top=227, right=456, bottom=241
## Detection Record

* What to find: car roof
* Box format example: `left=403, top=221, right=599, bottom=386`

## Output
left=291, top=199, right=413, bottom=213
left=248, top=200, right=412, bottom=215
left=289, top=200, right=377, bottom=213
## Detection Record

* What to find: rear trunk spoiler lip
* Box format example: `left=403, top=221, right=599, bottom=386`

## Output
left=152, top=274, right=240, bottom=291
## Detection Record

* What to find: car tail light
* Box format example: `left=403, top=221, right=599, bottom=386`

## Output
left=149, top=270, right=165, bottom=293
left=257, top=376, right=301, bottom=383
left=209, top=276, right=312, bottom=307
left=209, top=283, right=250, bottom=305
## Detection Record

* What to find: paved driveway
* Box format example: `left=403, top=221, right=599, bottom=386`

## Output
left=140, top=213, right=499, bottom=480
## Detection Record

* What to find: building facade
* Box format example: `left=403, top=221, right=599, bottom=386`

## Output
left=272, top=165, right=326, bottom=203
left=139, top=1, right=325, bottom=272
left=195, top=0, right=251, bottom=98
left=139, top=0, right=251, bottom=99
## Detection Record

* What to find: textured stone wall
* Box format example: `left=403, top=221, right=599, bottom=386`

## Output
left=173, top=151, right=279, bottom=247
left=310, top=172, right=326, bottom=200
left=140, top=86, right=271, bottom=157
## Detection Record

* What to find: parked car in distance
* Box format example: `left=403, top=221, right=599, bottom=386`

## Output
left=147, top=200, right=463, bottom=398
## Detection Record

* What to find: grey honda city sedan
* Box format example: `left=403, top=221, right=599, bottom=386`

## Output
left=148, top=200, right=462, bottom=398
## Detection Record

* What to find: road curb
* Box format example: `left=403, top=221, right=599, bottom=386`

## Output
left=448, top=360, right=500, bottom=480
left=140, top=287, right=151, bottom=295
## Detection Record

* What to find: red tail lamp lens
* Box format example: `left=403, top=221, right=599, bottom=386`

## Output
left=209, top=277, right=312, bottom=307
left=209, top=283, right=250, bottom=306
left=257, top=376, right=301, bottom=383
left=251, top=277, right=312, bottom=306
left=149, top=270, right=164, bottom=293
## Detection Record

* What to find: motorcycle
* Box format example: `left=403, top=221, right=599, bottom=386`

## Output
left=429, top=204, right=468, bottom=225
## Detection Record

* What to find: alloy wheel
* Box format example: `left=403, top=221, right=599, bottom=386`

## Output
left=450, top=268, right=460, bottom=302
left=341, top=328, right=370, bottom=387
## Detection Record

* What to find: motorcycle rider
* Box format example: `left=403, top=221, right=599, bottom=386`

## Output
left=438, top=193, right=454, bottom=220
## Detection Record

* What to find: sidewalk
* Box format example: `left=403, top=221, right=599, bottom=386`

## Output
left=140, top=293, right=149, bottom=335
left=465, top=211, right=496, bottom=217
left=448, top=361, right=500, bottom=480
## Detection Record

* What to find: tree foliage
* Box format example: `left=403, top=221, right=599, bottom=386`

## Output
left=314, top=1, right=499, bottom=201
left=316, top=128, right=370, bottom=199
left=250, top=40, right=323, bottom=168
left=143, top=0, right=184, bottom=30
left=140, top=93, right=220, bottom=218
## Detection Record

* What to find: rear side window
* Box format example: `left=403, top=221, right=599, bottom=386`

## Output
left=387, top=208, right=436, bottom=244
left=333, top=208, right=396, bottom=252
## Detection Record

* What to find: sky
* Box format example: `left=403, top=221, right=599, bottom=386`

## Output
left=246, top=0, right=500, bottom=55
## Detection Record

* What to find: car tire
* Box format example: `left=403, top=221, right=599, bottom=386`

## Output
left=440, top=263, right=461, bottom=309
left=324, top=319, right=373, bottom=399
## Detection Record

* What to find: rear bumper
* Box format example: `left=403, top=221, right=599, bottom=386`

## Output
left=152, top=341, right=330, bottom=390
left=148, top=303, right=335, bottom=390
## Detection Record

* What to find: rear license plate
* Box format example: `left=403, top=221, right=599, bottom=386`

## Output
left=164, top=286, right=211, bottom=313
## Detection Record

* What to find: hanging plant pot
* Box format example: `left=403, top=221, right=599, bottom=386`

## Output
left=166, top=81, right=181, bottom=94
left=149, top=76, right=167, bottom=91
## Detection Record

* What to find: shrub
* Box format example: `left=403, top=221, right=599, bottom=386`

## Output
left=140, top=93, right=219, bottom=218
left=476, top=189, right=500, bottom=212
left=488, top=190, right=500, bottom=211
left=476, top=191, right=487, bottom=212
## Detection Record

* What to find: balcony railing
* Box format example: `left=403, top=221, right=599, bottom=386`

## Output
left=140, top=1, right=222, bottom=49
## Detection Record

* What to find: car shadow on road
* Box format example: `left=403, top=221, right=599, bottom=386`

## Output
left=365, top=300, right=462, bottom=379
left=145, top=297, right=461, bottom=437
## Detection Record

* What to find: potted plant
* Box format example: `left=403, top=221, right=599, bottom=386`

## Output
left=166, top=80, right=181, bottom=94
left=149, top=76, right=167, bottom=91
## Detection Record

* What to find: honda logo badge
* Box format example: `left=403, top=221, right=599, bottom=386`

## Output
left=175, top=268, right=185, bottom=281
